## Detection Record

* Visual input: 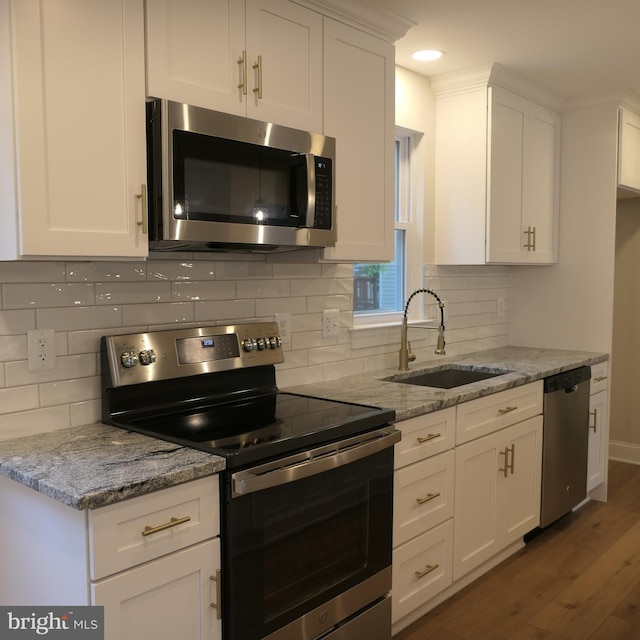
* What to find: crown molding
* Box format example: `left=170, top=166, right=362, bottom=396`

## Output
left=295, top=0, right=415, bottom=42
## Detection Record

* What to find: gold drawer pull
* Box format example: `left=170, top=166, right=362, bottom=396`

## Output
left=416, top=492, right=441, bottom=505
left=594, top=376, right=608, bottom=382
left=210, top=570, right=222, bottom=620
left=415, top=563, right=439, bottom=579
left=589, top=409, right=598, bottom=433
left=142, top=516, right=191, bottom=537
left=498, top=406, right=517, bottom=415
left=417, top=433, right=441, bottom=443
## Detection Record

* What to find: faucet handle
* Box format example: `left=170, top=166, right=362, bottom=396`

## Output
left=408, top=341, right=416, bottom=363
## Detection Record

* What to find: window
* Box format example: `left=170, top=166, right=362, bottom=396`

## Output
left=353, top=131, right=422, bottom=324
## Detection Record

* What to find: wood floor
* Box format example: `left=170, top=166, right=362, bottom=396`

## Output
left=393, top=460, right=640, bottom=640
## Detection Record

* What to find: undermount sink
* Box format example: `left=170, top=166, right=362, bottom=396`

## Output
left=385, top=366, right=512, bottom=389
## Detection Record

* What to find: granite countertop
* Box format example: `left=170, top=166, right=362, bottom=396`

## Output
left=0, top=423, right=225, bottom=510
left=284, top=345, right=609, bottom=421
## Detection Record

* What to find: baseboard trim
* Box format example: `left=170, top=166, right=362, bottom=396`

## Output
left=609, top=440, right=640, bottom=465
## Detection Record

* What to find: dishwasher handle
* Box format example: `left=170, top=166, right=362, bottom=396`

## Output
left=544, top=366, right=591, bottom=393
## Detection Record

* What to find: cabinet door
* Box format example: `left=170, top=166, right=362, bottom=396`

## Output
left=618, top=107, right=640, bottom=192
left=93, top=539, right=221, bottom=640
left=497, top=415, right=542, bottom=543
left=10, top=0, right=147, bottom=258
left=454, top=416, right=542, bottom=580
left=145, top=0, right=246, bottom=116
left=245, top=0, right=322, bottom=131
left=487, top=87, right=559, bottom=264
left=453, top=429, right=502, bottom=580
left=588, top=389, right=609, bottom=492
left=322, top=18, right=395, bottom=262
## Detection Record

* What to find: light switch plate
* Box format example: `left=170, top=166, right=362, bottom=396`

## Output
left=322, top=309, right=340, bottom=338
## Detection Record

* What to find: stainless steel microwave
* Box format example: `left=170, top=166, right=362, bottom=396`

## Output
left=146, top=99, right=336, bottom=252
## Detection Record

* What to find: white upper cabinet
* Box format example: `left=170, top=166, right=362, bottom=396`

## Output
left=618, top=106, right=640, bottom=194
left=145, top=0, right=323, bottom=132
left=1, top=0, right=148, bottom=259
left=432, top=63, right=561, bottom=265
left=322, top=18, right=395, bottom=262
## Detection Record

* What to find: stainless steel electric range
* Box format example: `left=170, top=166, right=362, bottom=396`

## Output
left=101, top=322, right=398, bottom=640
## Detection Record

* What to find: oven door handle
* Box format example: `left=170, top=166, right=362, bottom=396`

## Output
left=231, top=426, right=400, bottom=497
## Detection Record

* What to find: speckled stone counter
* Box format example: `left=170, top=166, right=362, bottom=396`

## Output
left=284, top=346, right=609, bottom=421
left=0, top=423, right=225, bottom=510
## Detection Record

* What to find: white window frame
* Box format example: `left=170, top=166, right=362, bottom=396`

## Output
left=353, top=128, right=424, bottom=327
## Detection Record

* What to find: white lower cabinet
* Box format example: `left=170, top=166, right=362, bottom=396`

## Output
left=93, top=539, right=220, bottom=640
left=453, top=415, right=542, bottom=580
left=588, top=361, right=609, bottom=493
left=0, top=474, right=221, bottom=640
left=392, top=383, right=544, bottom=632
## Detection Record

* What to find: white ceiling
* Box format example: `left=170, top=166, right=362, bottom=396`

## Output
left=370, top=0, right=640, bottom=102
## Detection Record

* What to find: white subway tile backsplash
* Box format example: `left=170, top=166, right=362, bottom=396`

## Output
left=70, top=399, right=101, bottom=427
left=123, top=302, right=194, bottom=326
left=66, top=262, right=146, bottom=282
left=0, top=310, right=36, bottom=335
left=0, top=335, right=27, bottom=362
left=36, top=306, right=122, bottom=331
left=5, top=354, right=97, bottom=387
left=0, top=259, right=510, bottom=436
left=147, top=260, right=216, bottom=281
left=0, top=386, right=40, bottom=415
left=237, top=279, right=291, bottom=298
left=0, top=262, right=66, bottom=282
left=39, top=376, right=101, bottom=407
left=96, top=282, right=172, bottom=305
left=0, top=405, right=70, bottom=440
left=171, top=280, right=236, bottom=301
left=2, top=283, right=96, bottom=309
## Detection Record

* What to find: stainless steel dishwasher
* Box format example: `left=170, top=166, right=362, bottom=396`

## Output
left=540, top=366, right=591, bottom=527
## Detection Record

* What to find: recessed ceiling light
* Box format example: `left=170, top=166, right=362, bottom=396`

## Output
left=412, top=49, right=445, bottom=62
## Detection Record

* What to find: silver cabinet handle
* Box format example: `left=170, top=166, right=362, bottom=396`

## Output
left=415, top=564, right=439, bottom=579
left=252, top=54, right=263, bottom=99
left=237, top=50, right=247, bottom=95
left=209, top=570, right=222, bottom=620
left=416, top=492, right=440, bottom=505
left=589, top=409, right=598, bottom=433
left=136, top=184, right=147, bottom=234
left=141, top=515, right=190, bottom=537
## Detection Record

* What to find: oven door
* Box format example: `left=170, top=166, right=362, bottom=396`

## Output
left=221, top=427, right=399, bottom=640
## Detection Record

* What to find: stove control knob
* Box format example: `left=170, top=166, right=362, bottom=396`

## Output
left=120, top=351, right=138, bottom=368
left=269, top=336, right=281, bottom=349
left=139, top=349, right=156, bottom=366
left=256, top=337, right=266, bottom=351
left=242, top=338, right=256, bottom=352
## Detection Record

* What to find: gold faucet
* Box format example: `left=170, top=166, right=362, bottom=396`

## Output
left=399, top=288, right=446, bottom=371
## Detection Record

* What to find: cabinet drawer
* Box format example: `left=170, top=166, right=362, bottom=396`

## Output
left=393, top=450, right=454, bottom=547
left=89, top=476, right=219, bottom=580
left=590, top=361, right=609, bottom=394
left=456, top=381, right=543, bottom=444
left=392, top=519, right=453, bottom=624
left=394, top=407, right=455, bottom=469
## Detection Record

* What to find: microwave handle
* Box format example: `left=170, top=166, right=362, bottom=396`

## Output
left=305, top=153, right=316, bottom=228
left=231, top=426, right=399, bottom=497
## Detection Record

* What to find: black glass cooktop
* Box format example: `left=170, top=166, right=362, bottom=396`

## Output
left=110, top=391, right=395, bottom=469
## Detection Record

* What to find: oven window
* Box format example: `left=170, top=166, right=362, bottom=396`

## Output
left=222, top=447, right=393, bottom=640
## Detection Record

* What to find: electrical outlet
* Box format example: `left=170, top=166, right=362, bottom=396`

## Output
left=275, top=313, right=291, bottom=345
left=27, top=329, right=56, bottom=372
left=497, top=297, right=506, bottom=318
left=322, top=309, right=340, bottom=338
